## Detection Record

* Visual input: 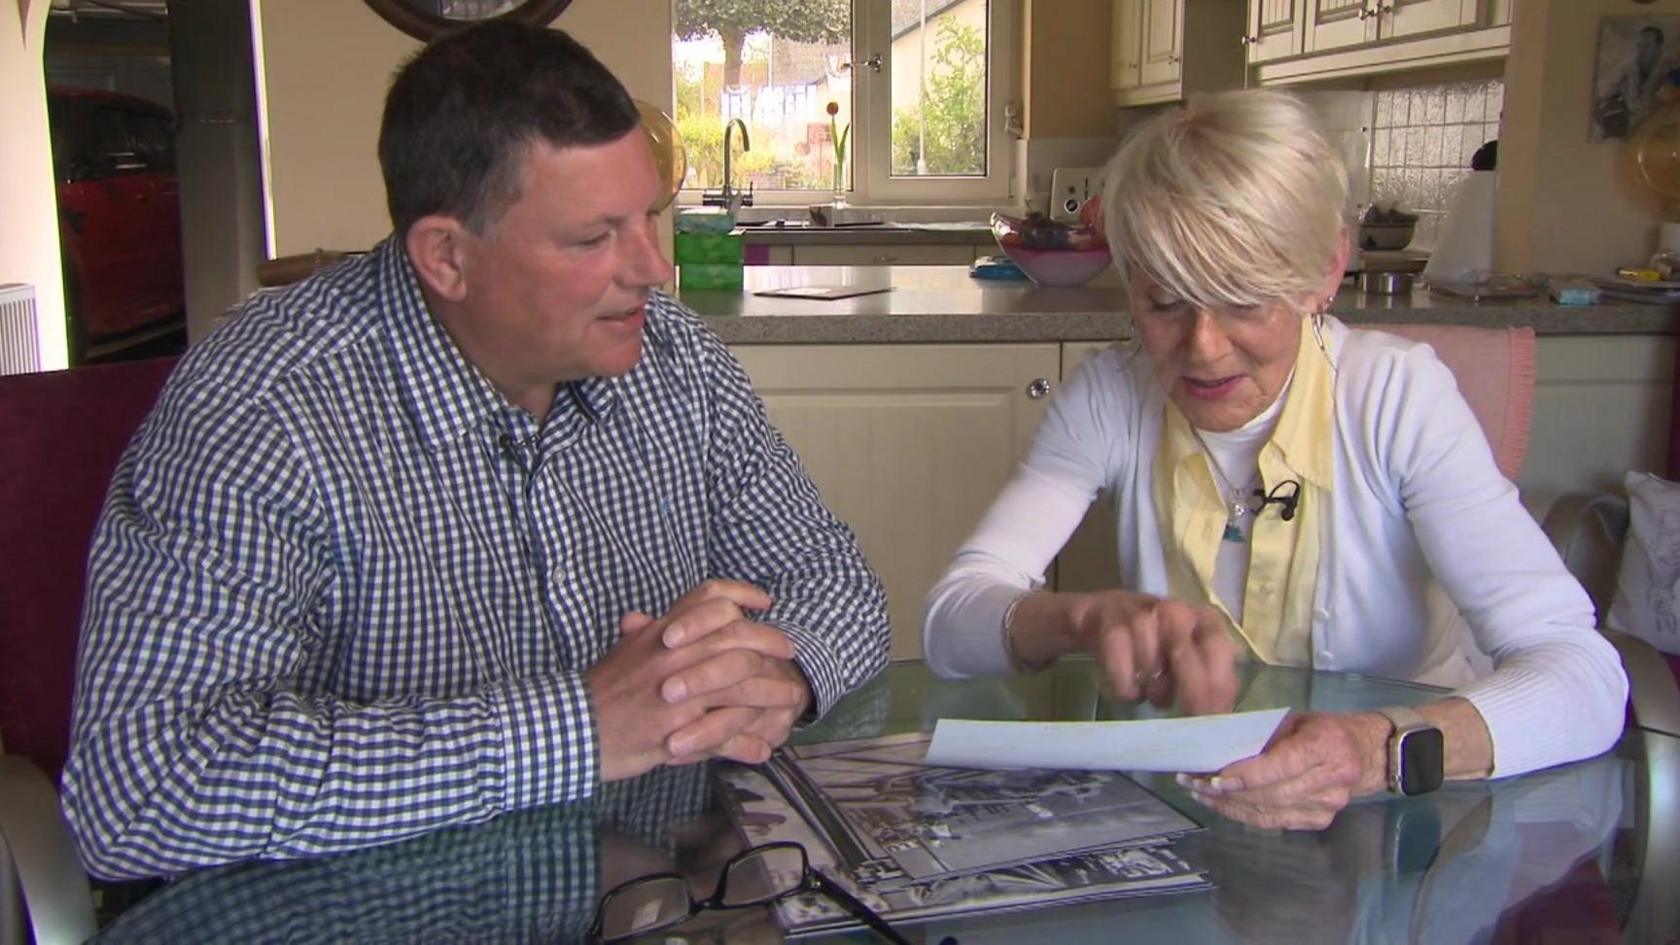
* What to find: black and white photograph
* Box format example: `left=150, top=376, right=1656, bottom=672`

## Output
left=714, top=764, right=1211, bottom=937
left=766, top=731, right=1200, bottom=887
left=1591, top=15, right=1680, bottom=140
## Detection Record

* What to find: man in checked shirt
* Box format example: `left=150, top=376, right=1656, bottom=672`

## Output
left=62, top=21, right=890, bottom=880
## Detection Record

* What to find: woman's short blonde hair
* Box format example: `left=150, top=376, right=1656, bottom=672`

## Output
left=1101, top=89, right=1349, bottom=309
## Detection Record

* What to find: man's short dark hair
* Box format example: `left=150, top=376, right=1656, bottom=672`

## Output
left=1642, top=25, right=1664, bottom=45
left=378, top=21, right=640, bottom=237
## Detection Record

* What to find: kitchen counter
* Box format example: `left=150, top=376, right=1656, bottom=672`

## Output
left=730, top=220, right=994, bottom=246
left=680, top=265, right=1680, bottom=345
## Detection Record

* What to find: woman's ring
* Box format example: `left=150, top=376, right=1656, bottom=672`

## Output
left=1134, top=667, right=1166, bottom=688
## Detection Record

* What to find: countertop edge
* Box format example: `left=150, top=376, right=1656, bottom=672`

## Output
left=701, top=303, right=1680, bottom=345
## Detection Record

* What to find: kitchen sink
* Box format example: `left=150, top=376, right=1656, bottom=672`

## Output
left=735, top=218, right=897, bottom=229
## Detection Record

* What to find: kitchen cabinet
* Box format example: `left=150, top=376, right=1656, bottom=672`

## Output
left=1111, top=0, right=1247, bottom=107
left=1052, top=342, right=1125, bottom=595
left=1306, top=0, right=1484, bottom=54
left=1254, top=0, right=1510, bottom=84
left=729, top=329, right=1674, bottom=657
left=732, top=343, right=1061, bottom=658
left=1244, top=0, right=1304, bottom=64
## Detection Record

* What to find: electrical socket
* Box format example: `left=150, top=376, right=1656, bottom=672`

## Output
left=1048, top=166, right=1107, bottom=224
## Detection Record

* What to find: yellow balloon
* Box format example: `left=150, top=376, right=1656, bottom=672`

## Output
left=634, top=99, right=687, bottom=211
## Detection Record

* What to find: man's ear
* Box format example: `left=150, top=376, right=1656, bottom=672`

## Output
left=405, top=214, right=473, bottom=303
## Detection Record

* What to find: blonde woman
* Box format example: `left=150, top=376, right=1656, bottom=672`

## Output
left=921, top=90, right=1626, bottom=830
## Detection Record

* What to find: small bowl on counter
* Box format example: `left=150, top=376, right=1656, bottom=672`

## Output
left=990, top=212, right=1112, bottom=287
left=1357, top=222, right=1417, bottom=251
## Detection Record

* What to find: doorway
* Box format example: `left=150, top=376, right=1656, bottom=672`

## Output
left=43, top=0, right=265, bottom=365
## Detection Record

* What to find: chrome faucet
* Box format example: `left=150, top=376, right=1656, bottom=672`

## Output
left=702, top=118, right=754, bottom=213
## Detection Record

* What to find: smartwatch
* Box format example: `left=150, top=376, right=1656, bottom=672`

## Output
left=1376, top=706, right=1444, bottom=796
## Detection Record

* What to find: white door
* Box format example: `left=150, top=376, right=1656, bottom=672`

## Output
left=1139, top=0, right=1185, bottom=86
left=1247, top=0, right=1305, bottom=64
left=1305, top=0, right=1376, bottom=52
left=1381, top=0, right=1484, bottom=40
left=733, top=343, right=1062, bottom=659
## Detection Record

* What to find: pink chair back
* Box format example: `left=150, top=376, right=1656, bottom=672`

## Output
left=1372, top=324, right=1536, bottom=480
left=0, top=357, right=176, bottom=780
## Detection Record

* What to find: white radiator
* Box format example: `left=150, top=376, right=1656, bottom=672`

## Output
left=0, top=283, right=42, bottom=375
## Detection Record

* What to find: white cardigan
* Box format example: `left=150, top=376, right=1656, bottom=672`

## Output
left=923, top=317, right=1627, bottom=778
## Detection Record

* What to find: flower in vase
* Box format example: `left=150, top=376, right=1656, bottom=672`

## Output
left=826, top=100, right=851, bottom=192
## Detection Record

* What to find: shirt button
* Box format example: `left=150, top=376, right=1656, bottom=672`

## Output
left=1314, top=607, right=1330, bottom=620
left=1319, top=649, right=1333, bottom=662
left=551, top=564, right=568, bottom=584
left=1258, top=582, right=1278, bottom=595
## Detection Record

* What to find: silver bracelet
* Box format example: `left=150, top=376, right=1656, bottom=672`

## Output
left=1001, top=591, right=1051, bottom=673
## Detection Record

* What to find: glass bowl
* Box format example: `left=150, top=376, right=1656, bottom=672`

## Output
left=990, top=212, right=1111, bottom=287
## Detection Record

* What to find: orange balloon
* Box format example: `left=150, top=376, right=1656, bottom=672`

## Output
left=634, top=99, right=686, bottom=211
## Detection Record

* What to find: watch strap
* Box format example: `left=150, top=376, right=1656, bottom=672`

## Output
left=1376, top=706, right=1427, bottom=732
left=1376, top=706, right=1441, bottom=796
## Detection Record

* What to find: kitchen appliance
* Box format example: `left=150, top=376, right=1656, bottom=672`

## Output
left=1423, top=171, right=1496, bottom=284
left=1048, top=166, right=1107, bottom=224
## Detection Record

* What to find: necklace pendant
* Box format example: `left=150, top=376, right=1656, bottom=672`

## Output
left=1222, top=520, right=1247, bottom=543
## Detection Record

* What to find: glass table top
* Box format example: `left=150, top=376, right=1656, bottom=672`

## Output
left=92, top=661, right=1679, bottom=944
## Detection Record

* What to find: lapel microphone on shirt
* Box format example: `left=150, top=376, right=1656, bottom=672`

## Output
left=1250, top=479, right=1303, bottom=522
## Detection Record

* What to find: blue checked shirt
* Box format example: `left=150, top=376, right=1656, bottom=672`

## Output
left=62, top=238, right=890, bottom=880
left=93, top=765, right=716, bottom=944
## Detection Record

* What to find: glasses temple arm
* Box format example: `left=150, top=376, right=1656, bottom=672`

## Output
left=809, top=872, right=915, bottom=945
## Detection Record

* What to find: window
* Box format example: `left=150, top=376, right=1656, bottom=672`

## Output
left=671, top=0, right=1014, bottom=207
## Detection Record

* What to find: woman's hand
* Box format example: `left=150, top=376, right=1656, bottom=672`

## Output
left=1181, top=711, right=1389, bottom=830
left=1021, top=590, right=1239, bottom=715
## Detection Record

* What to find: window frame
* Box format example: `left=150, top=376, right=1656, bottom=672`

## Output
left=673, top=0, right=1017, bottom=209
left=856, top=0, right=1015, bottom=205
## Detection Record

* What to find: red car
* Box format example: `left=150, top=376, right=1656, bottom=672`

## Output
left=48, top=87, right=185, bottom=360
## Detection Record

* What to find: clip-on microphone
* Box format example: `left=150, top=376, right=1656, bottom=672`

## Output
left=1250, top=479, right=1303, bottom=521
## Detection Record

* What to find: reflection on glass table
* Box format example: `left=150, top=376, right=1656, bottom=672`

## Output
left=92, top=661, right=1678, bottom=945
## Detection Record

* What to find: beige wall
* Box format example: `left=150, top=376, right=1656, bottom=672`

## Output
left=1496, top=0, right=1676, bottom=273
left=256, top=0, right=675, bottom=256
left=1, top=0, right=68, bottom=369
left=1022, top=0, right=1112, bottom=139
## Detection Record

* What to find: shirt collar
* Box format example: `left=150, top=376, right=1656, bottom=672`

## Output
left=1265, top=315, right=1335, bottom=492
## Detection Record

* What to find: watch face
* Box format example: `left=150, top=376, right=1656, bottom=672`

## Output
left=1399, top=726, right=1445, bottom=795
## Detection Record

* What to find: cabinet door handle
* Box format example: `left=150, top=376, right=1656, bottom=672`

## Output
left=1167, top=54, right=1180, bottom=64
left=1240, top=35, right=1258, bottom=46
left=1026, top=378, right=1053, bottom=400
left=871, top=254, right=897, bottom=263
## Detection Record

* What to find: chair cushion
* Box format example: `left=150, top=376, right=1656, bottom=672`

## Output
left=0, top=358, right=176, bottom=779
left=1371, top=324, right=1536, bottom=480
left=1608, top=470, right=1680, bottom=658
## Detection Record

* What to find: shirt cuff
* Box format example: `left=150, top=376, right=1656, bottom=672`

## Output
left=492, top=671, right=598, bottom=811
left=773, top=620, right=848, bottom=718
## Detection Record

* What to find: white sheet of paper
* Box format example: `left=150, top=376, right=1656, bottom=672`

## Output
left=923, top=707, right=1290, bottom=774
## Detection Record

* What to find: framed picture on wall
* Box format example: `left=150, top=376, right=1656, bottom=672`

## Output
left=1591, top=15, right=1680, bottom=141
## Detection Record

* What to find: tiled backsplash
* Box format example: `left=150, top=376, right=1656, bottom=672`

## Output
left=1368, top=79, right=1504, bottom=250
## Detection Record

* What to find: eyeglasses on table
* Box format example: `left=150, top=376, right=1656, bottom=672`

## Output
left=590, top=840, right=914, bottom=944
